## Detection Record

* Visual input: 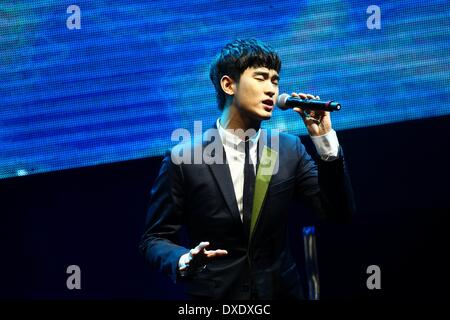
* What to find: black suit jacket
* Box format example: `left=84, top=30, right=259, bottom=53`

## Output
left=139, top=126, right=355, bottom=300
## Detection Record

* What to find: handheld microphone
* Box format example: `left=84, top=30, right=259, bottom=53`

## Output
left=277, top=93, right=341, bottom=112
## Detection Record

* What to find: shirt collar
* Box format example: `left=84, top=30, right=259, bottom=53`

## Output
left=216, top=118, right=260, bottom=149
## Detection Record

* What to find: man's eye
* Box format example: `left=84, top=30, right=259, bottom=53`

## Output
left=255, top=77, right=264, bottom=81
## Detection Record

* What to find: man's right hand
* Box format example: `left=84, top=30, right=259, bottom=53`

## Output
left=179, top=241, right=228, bottom=272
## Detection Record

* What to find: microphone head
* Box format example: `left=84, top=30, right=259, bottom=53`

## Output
left=276, top=93, right=291, bottom=110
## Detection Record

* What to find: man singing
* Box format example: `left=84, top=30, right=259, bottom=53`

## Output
left=140, top=38, right=355, bottom=300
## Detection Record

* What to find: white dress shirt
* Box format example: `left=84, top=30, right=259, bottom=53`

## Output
left=217, top=118, right=259, bottom=221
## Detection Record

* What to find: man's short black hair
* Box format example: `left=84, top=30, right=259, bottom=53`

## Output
left=209, top=39, right=281, bottom=110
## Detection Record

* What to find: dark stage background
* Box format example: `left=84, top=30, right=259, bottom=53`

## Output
left=2, top=115, right=449, bottom=300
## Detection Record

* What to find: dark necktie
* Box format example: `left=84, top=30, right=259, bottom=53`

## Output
left=243, top=139, right=256, bottom=239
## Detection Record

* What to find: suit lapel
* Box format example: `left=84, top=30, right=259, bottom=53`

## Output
left=205, top=124, right=242, bottom=225
left=250, top=130, right=278, bottom=242
left=208, top=162, right=242, bottom=225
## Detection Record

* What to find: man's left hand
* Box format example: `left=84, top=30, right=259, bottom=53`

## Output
left=291, top=92, right=332, bottom=136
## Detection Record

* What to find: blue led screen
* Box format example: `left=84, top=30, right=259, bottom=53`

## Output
left=1, top=0, right=449, bottom=178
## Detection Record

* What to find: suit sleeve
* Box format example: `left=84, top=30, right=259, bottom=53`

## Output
left=294, top=137, right=356, bottom=222
left=139, top=151, right=190, bottom=282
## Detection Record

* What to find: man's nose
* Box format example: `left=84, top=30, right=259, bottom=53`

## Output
left=264, top=83, right=276, bottom=97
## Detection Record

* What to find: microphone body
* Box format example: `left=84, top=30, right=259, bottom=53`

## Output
left=277, top=93, right=341, bottom=112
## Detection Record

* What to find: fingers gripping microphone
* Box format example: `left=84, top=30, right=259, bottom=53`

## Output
left=277, top=93, right=341, bottom=112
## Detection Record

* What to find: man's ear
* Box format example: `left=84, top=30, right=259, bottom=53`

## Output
left=220, top=75, right=236, bottom=96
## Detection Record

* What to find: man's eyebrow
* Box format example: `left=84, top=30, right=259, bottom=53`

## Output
left=253, top=71, right=280, bottom=80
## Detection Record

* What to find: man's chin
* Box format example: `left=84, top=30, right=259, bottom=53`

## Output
left=259, top=112, right=272, bottom=120
left=246, top=110, right=272, bottom=122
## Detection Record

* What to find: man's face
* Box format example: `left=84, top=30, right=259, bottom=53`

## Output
left=232, top=67, right=279, bottom=121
